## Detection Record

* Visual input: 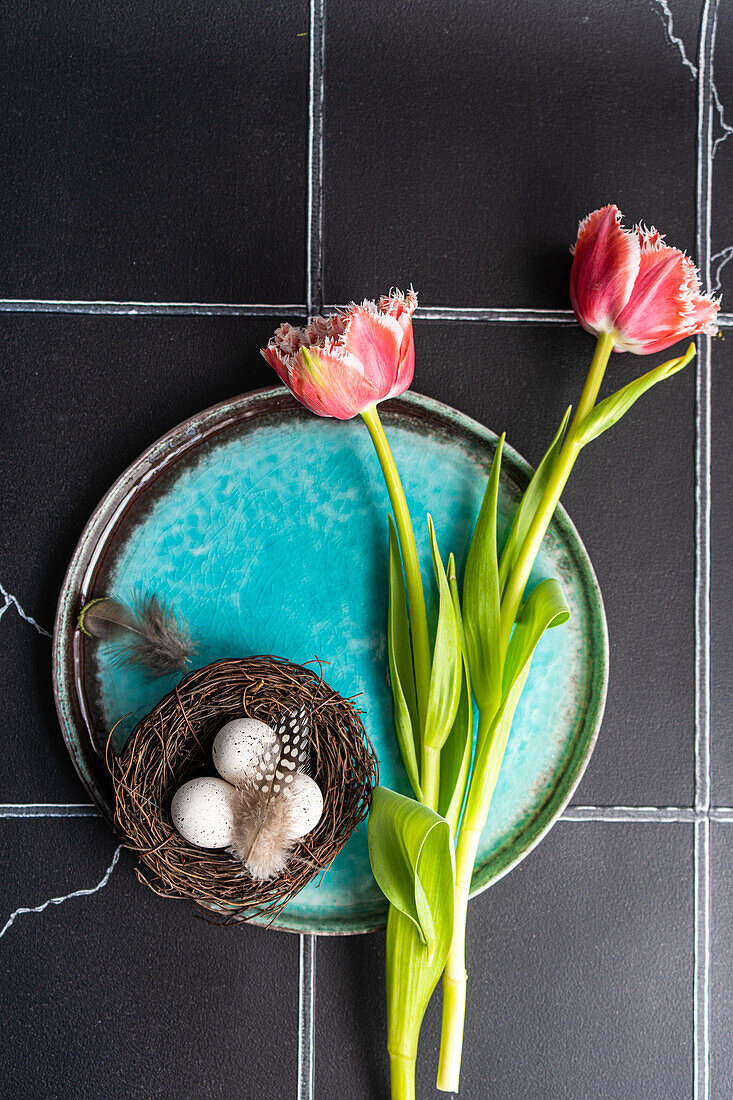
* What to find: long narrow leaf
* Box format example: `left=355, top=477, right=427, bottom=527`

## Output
left=387, top=516, right=422, bottom=799
left=438, top=555, right=474, bottom=836
left=576, top=343, right=695, bottom=446
left=438, top=660, right=473, bottom=836
left=423, top=516, right=462, bottom=751
left=462, top=434, right=505, bottom=713
left=368, top=786, right=454, bottom=951
left=468, top=578, right=570, bottom=819
left=498, top=406, right=572, bottom=596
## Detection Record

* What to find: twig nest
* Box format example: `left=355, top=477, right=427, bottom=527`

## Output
left=108, top=656, right=378, bottom=925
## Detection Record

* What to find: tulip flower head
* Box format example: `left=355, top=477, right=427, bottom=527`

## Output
left=262, top=289, right=417, bottom=419
left=570, top=205, right=719, bottom=354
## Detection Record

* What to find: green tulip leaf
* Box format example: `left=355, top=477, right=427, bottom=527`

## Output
left=387, top=516, right=422, bottom=800
left=438, top=555, right=474, bottom=836
left=423, top=516, right=462, bottom=752
left=368, top=785, right=455, bottom=953
left=502, top=577, right=570, bottom=695
left=462, top=434, right=505, bottom=713
left=467, top=577, right=570, bottom=820
left=576, top=343, right=695, bottom=447
left=499, top=407, right=572, bottom=596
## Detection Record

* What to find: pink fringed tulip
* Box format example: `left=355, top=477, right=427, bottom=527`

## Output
left=570, top=204, right=719, bottom=354
left=262, top=289, right=417, bottom=419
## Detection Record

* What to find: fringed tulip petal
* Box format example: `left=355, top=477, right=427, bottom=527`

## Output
left=379, top=288, right=418, bottom=397
left=614, top=233, right=720, bottom=353
left=569, top=205, right=640, bottom=336
left=262, top=288, right=418, bottom=419
left=570, top=206, right=719, bottom=355
left=342, top=305, right=405, bottom=396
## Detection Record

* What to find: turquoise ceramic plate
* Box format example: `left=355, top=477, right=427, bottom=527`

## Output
left=53, top=387, right=608, bottom=935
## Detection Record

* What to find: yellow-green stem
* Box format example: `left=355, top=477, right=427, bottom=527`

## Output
left=438, top=332, right=614, bottom=1090
left=361, top=404, right=434, bottom=793
left=499, top=332, right=614, bottom=653
left=389, top=1052, right=417, bottom=1100
left=437, top=826, right=481, bottom=1092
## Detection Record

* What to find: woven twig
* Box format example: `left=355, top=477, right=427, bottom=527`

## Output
left=108, top=656, right=378, bottom=925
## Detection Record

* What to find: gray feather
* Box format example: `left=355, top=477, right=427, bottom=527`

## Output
left=78, top=593, right=196, bottom=675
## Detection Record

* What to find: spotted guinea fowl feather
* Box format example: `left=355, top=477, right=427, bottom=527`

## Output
left=227, top=704, right=311, bottom=880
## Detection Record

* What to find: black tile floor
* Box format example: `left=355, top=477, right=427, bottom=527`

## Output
left=0, top=1, right=730, bottom=1098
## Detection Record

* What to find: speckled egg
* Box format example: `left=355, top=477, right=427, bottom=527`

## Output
left=284, top=772, right=324, bottom=839
left=170, top=777, right=236, bottom=848
left=212, top=717, right=276, bottom=786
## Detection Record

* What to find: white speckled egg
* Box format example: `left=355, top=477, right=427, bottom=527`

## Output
left=212, top=717, right=276, bottom=786
left=284, top=773, right=324, bottom=839
left=171, top=777, right=236, bottom=848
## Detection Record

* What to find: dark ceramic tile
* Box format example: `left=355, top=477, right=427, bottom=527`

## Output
left=0, top=0, right=308, bottom=302
left=323, top=0, right=698, bottom=308
left=317, top=821, right=693, bottom=1100
left=411, top=320, right=696, bottom=806
left=711, top=333, right=733, bottom=804
left=0, top=818, right=298, bottom=1099
left=712, top=821, right=733, bottom=1099
left=0, top=313, right=296, bottom=801
left=710, top=2, right=733, bottom=305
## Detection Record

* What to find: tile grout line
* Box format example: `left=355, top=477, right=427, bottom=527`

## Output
left=306, top=0, right=325, bottom=319
left=9, top=803, right=733, bottom=821
left=562, top=806, right=698, bottom=823
left=299, top=1, right=325, bottom=1097
left=0, top=298, right=732, bottom=325
left=0, top=804, right=100, bottom=818
left=298, top=931, right=317, bottom=1100
left=695, top=4, right=717, bottom=1098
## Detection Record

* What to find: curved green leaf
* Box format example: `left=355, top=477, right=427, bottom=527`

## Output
left=369, top=789, right=456, bottom=1073
left=368, top=786, right=455, bottom=952
left=502, top=577, right=570, bottom=695
left=462, top=434, right=505, bottom=713
left=387, top=516, right=422, bottom=799
left=423, top=516, right=462, bottom=751
left=499, top=407, right=571, bottom=596
left=576, top=344, right=695, bottom=446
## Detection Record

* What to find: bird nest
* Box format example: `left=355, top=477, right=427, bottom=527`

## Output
left=108, top=656, right=378, bottom=926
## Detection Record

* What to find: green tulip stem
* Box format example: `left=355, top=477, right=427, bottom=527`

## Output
left=361, top=404, right=434, bottom=781
left=437, top=331, right=615, bottom=1092
left=436, top=824, right=481, bottom=1092
left=498, top=331, right=614, bottom=653
left=389, top=1051, right=417, bottom=1100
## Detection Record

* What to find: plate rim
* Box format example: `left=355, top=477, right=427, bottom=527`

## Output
left=52, top=385, right=608, bottom=935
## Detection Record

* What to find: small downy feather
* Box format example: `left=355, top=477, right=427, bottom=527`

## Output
left=228, top=780, right=300, bottom=880
left=227, top=705, right=310, bottom=881
left=78, top=594, right=196, bottom=675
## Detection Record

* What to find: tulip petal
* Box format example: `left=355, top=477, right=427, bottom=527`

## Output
left=614, top=236, right=720, bottom=354
left=261, top=289, right=418, bottom=417
left=296, top=345, right=380, bottom=419
left=379, top=289, right=418, bottom=397
left=569, top=205, right=640, bottom=335
left=342, top=304, right=405, bottom=398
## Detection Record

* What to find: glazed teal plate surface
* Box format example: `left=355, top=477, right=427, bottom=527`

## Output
left=53, top=388, right=608, bottom=935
